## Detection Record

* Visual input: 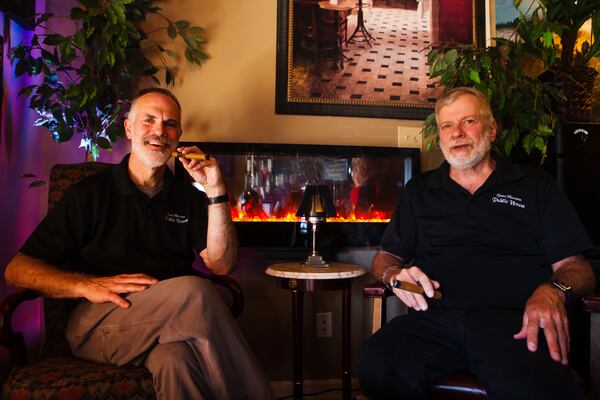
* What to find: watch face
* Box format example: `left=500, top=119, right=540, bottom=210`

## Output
left=552, top=280, right=572, bottom=292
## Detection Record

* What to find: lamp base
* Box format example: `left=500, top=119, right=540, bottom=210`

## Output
left=302, top=255, right=330, bottom=268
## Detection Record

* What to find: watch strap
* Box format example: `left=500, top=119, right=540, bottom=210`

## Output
left=382, top=265, right=402, bottom=290
left=207, top=193, right=229, bottom=205
left=551, top=279, right=572, bottom=304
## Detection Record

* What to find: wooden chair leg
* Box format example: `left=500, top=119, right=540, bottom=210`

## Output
left=371, top=297, right=383, bottom=334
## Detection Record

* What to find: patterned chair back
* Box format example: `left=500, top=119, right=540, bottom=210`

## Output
left=43, top=162, right=112, bottom=357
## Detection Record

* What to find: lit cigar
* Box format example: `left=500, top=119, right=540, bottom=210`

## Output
left=171, top=151, right=211, bottom=161
left=392, top=280, right=442, bottom=299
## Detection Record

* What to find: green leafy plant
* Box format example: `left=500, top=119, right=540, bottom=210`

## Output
left=513, top=0, right=599, bottom=122
left=524, top=0, right=600, bottom=68
left=10, top=0, right=207, bottom=160
left=423, top=40, right=562, bottom=160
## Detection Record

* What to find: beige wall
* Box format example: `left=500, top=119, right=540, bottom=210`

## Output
left=148, top=0, right=443, bottom=170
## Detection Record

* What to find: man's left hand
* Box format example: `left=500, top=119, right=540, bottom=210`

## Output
left=513, top=283, right=569, bottom=365
left=176, top=146, right=226, bottom=197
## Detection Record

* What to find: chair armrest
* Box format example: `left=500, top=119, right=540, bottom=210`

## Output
left=362, top=281, right=393, bottom=299
left=583, top=296, right=600, bottom=313
left=362, top=281, right=395, bottom=334
left=0, top=289, right=40, bottom=367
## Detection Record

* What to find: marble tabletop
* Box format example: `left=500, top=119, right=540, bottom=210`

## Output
left=266, top=262, right=366, bottom=280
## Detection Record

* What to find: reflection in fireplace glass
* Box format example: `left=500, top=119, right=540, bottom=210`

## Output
left=178, top=143, right=418, bottom=223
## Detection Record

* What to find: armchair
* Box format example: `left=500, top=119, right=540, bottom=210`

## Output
left=1, top=162, right=244, bottom=400
left=363, top=281, right=600, bottom=400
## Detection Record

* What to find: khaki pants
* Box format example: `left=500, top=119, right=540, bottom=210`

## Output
left=66, top=276, right=273, bottom=400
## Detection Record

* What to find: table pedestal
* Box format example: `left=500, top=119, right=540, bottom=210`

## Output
left=266, top=263, right=365, bottom=400
left=348, top=0, right=374, bottom=45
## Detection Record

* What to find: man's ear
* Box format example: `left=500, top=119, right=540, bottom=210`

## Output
left=124, top=118, right=132, bottom=140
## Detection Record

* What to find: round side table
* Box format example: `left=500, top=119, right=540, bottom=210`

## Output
left=266, top=262, right=366, bottom=400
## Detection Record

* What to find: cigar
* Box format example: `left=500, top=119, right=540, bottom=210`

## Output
left=392, top=280, right=442, bottom=299
left=171, top=151, right=211, bottom=161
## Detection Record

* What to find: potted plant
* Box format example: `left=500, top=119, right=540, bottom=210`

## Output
left=423, top=39, right=561, bottom=160
left=515, top=0, right=599, bottom=121
left=10, top=0, right=207, bottom=160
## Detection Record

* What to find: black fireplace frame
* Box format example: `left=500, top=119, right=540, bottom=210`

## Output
left=175, top=142, right=420, bottom=248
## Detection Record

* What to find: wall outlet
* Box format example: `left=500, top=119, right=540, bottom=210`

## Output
left=316, top=312, right=333, bottom=338
left=397, top=126, right=422, bottom=148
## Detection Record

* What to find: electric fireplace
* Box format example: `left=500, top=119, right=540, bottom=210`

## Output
left=175, top=142, right=420, bottom=248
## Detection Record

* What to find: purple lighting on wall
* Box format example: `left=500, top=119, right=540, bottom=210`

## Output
left=0, top=11, right=46, bottom=380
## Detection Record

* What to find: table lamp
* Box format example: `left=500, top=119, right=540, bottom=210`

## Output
left=296, top=185, right=337, bottom=267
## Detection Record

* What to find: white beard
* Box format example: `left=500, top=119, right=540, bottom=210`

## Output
left=440, top=132, right=493, bottom=170
left=131, top=134, right=177, bottom=168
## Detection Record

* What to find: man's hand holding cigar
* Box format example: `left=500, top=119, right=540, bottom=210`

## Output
left=383, top=265, right=442, bottom=311
left=174, top=146, right=225, bottom=198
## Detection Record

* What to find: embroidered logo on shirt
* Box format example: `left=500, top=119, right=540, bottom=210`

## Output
left=165, top=213, right=189, bottom=223
left=491, top=193, right=526, bottom=209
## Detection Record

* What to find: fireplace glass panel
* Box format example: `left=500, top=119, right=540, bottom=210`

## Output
left=176, top=142, right=420, bottom=247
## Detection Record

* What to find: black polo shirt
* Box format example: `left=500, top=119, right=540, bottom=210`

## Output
left=21, top=155, right=208, bottom=280
left=381, top=155, right=593, bottom=310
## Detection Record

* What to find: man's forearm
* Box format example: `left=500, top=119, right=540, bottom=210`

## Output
left=372, top=250, right=405, bottom=283
left=552, top=255, right=596, bottom=298
left=4, top=252, right=90, bottom=298
left=202, top=202, right=239, bottom=275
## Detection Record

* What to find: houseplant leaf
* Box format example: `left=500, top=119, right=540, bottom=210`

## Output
left=10, top=0, right=209, bottom=160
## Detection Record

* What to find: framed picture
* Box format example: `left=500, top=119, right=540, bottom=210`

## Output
left=493, top=0, right=538, bottom=40
left=276, top=0, right=486, bottom=120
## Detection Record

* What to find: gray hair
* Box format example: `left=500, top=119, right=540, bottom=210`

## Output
left=130, top=87, right=182, bottom=114
left=435, top=87, right=495, bottom=129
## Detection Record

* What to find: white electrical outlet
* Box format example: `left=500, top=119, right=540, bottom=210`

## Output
left=316, top=312, right=332, bottom=338
left=397, top=127, right=422, bottom=148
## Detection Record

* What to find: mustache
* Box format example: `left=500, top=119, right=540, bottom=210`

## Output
left=143, top=135, right=173, bottom=147
left=449, top=141, right=473, bottom=148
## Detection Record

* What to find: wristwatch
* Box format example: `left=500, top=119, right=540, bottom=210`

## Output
left=207, top=193, right=229, bottom=205
left=382, top=266, right=402, bottom=290
left=550, top=279, right=572, bottom=304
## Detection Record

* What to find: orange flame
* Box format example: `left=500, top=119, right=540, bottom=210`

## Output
left=230, top=207, right=390, bottom=223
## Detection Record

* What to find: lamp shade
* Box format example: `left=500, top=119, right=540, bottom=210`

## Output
left=295, top=185, right=337, bottom=220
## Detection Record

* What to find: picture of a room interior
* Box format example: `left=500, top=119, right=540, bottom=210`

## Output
left=290, top=0, right=475, bottom=105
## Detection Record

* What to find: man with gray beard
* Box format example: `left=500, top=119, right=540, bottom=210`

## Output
left=5, top=88, right=273, bottom=399
left=356, top=87, right=595, bottom=399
